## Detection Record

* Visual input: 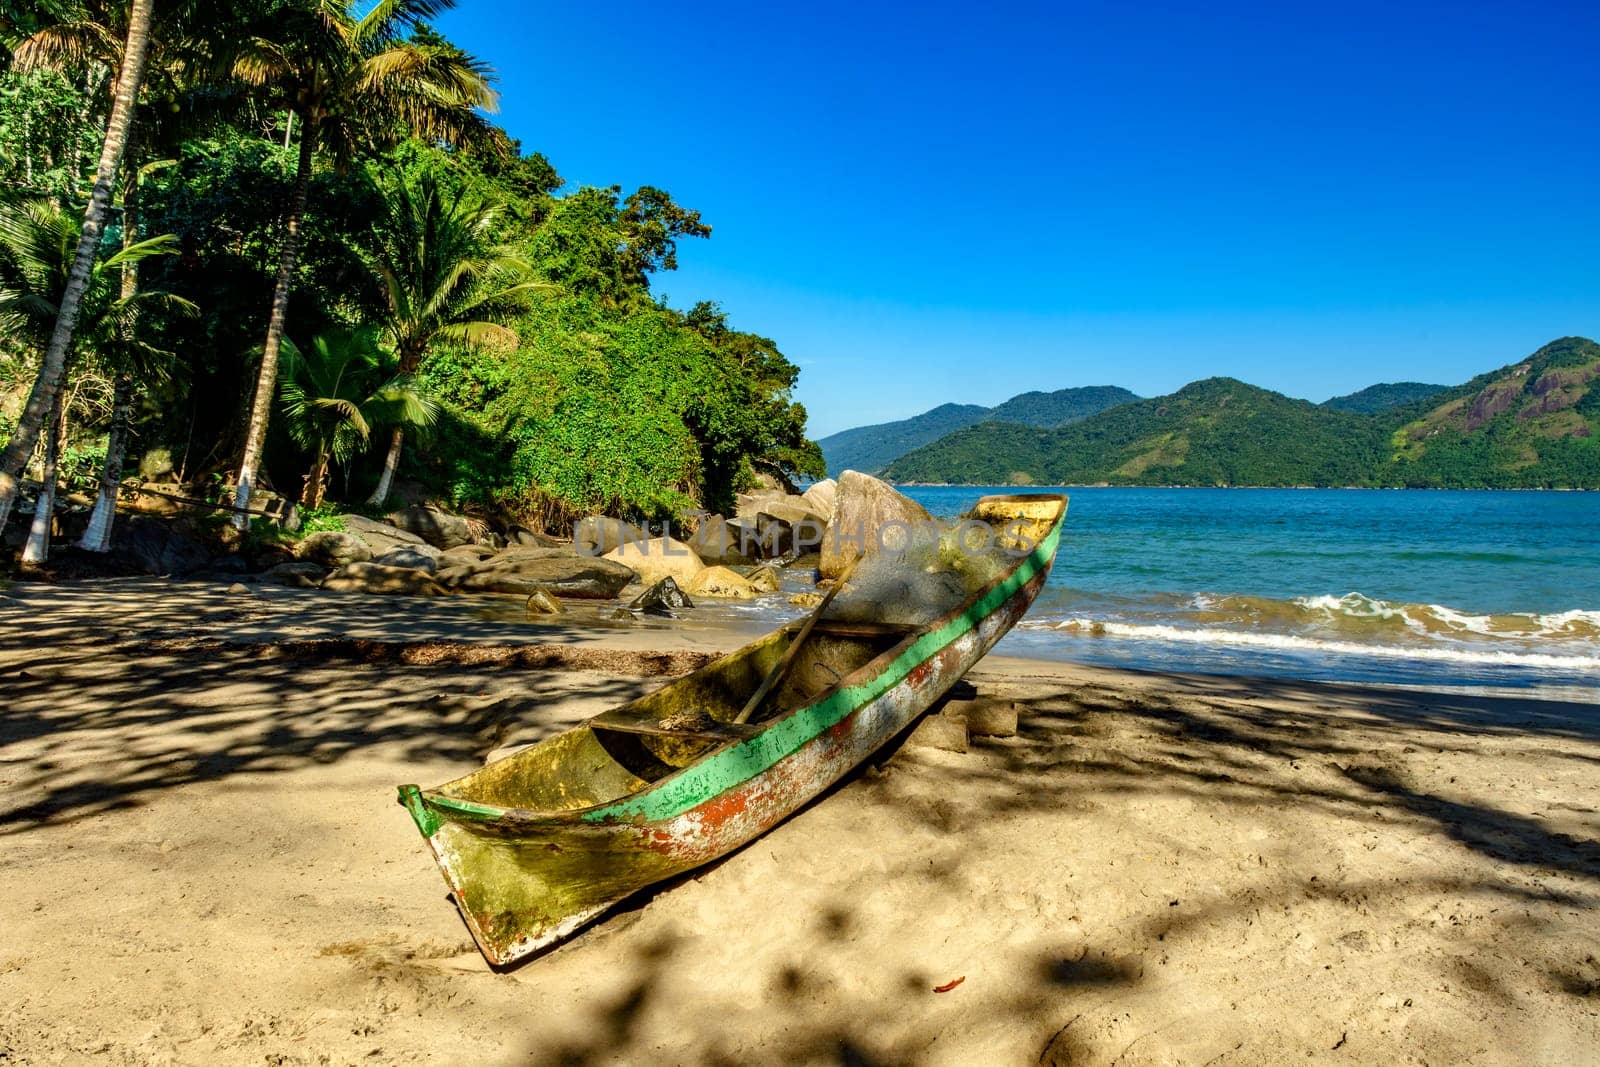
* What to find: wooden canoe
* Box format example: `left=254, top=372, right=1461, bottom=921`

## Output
left=398, top=494, right=1067, bottom=965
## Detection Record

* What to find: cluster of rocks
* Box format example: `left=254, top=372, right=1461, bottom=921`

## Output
left=91, top=472, right=947, bottom=620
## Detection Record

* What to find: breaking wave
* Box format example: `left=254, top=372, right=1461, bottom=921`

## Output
left=1025, top=590, right=1600, bottom=673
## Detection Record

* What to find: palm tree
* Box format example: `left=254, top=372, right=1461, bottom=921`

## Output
left=228, top=0, right=498, bottom=528
left=360, top=170, right=540, bottom=505
left=278, top=327, right=437, bottom=509
left=0, top=0, right=155, bottom=535
left=0, top=198, right=195, bottom=561
left=3, top=2, right=241, bottom=551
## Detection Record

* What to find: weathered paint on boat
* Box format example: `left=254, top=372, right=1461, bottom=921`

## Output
left=399, top=494, right=1067, bottom=965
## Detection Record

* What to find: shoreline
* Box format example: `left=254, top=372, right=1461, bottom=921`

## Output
left=887, top=482, right=1597, bottom=491
left=5, top=577, right=1595, bottom=698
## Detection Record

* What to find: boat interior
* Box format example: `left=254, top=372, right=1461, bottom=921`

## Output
left=444, top=620, right=915, bottom=812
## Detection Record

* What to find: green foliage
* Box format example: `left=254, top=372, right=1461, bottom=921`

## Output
left=0, top=198, right=195, bottom=377
left=527, top=184, right=711, bottom=305
left=0, top=67, right=101, bottom=204
left=59, top=439, right=107, bottom=492
left=420, top=293, right=819, bottom=520
left=279, top=328, right=435, bottom=463
left=295, top=503, right=347, bottom=533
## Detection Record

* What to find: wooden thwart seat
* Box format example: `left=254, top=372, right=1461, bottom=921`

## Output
left=792, top=618, right=921, bottom=640
left=590, top=710, right=761, bottom=744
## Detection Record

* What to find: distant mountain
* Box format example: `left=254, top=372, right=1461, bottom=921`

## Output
left=817, top=386, right=1139, bottom=475
left=817, top=403, right=989, bottom=478
left=1322, top=381, right=1447, bottom=414
left=1383, top=336, right=1600, bottom=487
left=884, top=338, right=1600, bottom=488
left=985, top=386, right=1142, bottom=427
left=887, top=378, right=1383, bottom=486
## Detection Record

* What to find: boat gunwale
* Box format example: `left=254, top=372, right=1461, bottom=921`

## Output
left=411, top=493, right=1067, bottom=828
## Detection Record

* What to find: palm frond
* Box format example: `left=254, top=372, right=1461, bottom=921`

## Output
left=357, top=42, right=497, bottom=111
left=433, top=320, right=518, bottom=351
left=230, top=37, right=294, bottom=88
left=11, top=20, right=119, bottom=72
left=354, top=0, right=461, bottom=45
left=100, top=232, right=182, bottom=271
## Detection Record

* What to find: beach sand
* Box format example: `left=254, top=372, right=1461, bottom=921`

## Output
left=2, top=580, right=1597, bottom=1065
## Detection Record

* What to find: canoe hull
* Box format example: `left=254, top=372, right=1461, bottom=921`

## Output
left=408, top=559, right=1051, bottom=966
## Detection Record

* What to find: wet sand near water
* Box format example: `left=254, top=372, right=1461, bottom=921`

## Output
left=2, top=580, right=1597, bottom=1064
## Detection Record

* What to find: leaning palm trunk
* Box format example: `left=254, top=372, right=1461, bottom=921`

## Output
left=233, top=128, right=316, bottom=530
left=21, top=396, right=66, bottom=564
left=366, top=427, right=403, bottom=507
left=80, top=136, right=143, bottom=554
left=0, top=0, right=155, bottom=536
left=79, top=370, right=133, bottom=552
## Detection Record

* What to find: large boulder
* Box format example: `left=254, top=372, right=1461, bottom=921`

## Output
left=295, top=530, right=372, bottom=569
left=386, top=504, right=472, bottom=550
left=686, top=565, right=761, bottom=600
left=508, top=525, right=563, bottom=548
left=112, top=515, right=212, bottom=576
left=259, top=561, right=327, bottom=588
left=438, top=543, right=497, bottom=568
left=734, top=488, right=791, bottom=521
left=321, top=561, right=446, bottom=597
left=755, top=502, right=828, bottom=559
left=602, top=536, right=704, bottom=588
left=820, top=470, right=934, bottom=580
left=686, top=514, right=755, bottom=566
left=628, top=577, right=693, bottom=617
left=439, top=549, right=636, bottom=599
left=371, top=547, right=438, bottom=574
left=341, top=514, right=432, bottom=558
left=800, top=478, right=838, bottom=522
left=573, top=515, right=641, bottom=556
left=738, top=564, right=782, bottom=594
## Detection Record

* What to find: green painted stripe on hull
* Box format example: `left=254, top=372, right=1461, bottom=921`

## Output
left=584, top=518, right=1061, bottom=825
left=398, top=784, right=443, bottom=837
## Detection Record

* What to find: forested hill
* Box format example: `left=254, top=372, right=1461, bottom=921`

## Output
left=884, top=338, right=1600, bottom=488
left=1322, top=381, right=1446, bottom=414
left=818, top=386, right=1138, bottom=475
left=986, top=385, right=1142, bottom=427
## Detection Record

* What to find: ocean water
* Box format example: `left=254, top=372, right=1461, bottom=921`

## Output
left=901, top=487, right=1600, bottom=695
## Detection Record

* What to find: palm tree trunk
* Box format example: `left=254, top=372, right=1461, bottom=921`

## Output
left=367, top=427, right=403, bottom=508
left=80, top=130, right=142, bottom=553
left=302, top=449, right=329, bottom=509
left=21, top=394, right=66, bottom=564
left=79, top=370, right=133, bottom=552
left=233, top=124, right=316, bottom=530
left=0, top=0, right=155, bottom=536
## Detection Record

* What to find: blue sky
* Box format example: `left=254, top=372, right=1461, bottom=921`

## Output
left=434, top=1, right=1600, bottom=437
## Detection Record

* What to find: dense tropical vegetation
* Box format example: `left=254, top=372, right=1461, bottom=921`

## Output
left=884, top=339, right=1600, bottom=488
left=0, top=0, right=821, bottom=562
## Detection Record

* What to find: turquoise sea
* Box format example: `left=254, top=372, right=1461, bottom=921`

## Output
left=901, top=487, right=1600, bottom=695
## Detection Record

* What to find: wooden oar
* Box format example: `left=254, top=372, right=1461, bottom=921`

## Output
left=734, top=553, right=862, bottom=725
